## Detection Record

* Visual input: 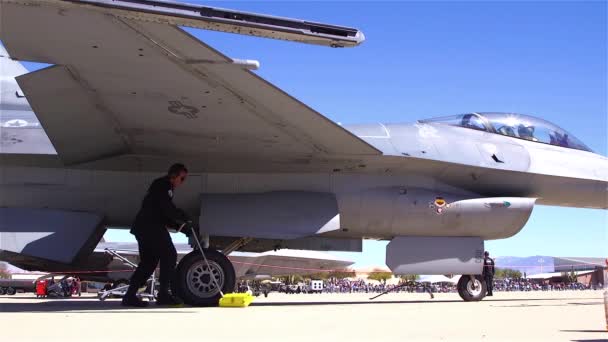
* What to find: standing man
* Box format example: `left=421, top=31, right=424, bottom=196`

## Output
left=122, top=163, right=191, bottom=307
left=483, top=251, right=496, bottom=297
left=423, top=282, right=435, bottom=299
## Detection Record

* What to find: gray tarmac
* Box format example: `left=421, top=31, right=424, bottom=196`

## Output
left=0, top=291, right=606, bottom=342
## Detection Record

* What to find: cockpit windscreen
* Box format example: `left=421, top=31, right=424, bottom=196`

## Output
left=419, top=112, right=592, bottom=152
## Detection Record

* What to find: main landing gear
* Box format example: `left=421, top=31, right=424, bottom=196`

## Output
left=172, top=229, right=248, bottom=306
left=173, top=249, right=236, bottom=306
left=457, top=275, right=487, bottom=301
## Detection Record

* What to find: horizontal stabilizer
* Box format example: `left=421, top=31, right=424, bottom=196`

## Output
left=0, top=208, right=106, bottom=264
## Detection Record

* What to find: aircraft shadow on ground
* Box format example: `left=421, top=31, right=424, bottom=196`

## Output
left=0, top=296, right=598, bottom=312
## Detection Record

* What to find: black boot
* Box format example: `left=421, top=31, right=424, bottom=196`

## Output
left=122, top=284, right=148, bottom=307
left=121, top=294, right=148, bottom=307
left=156, top=292, right=184, bottom=306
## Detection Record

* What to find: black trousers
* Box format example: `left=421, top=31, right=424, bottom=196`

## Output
left=126, top=230, right=177, bottom=297
left=423, top=285, right=434, bottom=298
left=484, top=274, right=494, bottom=295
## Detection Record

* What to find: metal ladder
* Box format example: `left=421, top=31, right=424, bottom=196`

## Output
left=97, top=248, right=157, bottom=302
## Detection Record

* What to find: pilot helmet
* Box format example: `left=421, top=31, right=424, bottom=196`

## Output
left=517, top=124, right=535, bottom=139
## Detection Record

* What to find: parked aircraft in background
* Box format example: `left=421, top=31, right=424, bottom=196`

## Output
left=1, top=237, right=352, bottom=286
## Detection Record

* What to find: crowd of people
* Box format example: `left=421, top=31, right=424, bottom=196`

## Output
left=247, top=277, right=603, bottom=295
left=493, top=278, right=601, bottom=292
left=319, top=279, right=445, bottom=294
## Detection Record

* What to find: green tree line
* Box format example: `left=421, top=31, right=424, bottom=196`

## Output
left=494, top=268, right=522, bottom=279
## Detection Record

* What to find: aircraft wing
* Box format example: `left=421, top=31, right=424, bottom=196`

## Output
left=0, top=0, right=380, bottom=166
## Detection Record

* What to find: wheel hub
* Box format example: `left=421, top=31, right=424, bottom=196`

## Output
left=186, top=260, right=225, bottom=298
left=466, top=278, right=483, bottom=296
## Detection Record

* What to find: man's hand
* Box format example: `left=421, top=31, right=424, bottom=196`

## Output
left=178, top=220, right=194, bottom=236
left=167, top=218, right=191, bottom=233
left=176, top=208, right=191, bottom=222
left=169, top=209, right=190, bottom=233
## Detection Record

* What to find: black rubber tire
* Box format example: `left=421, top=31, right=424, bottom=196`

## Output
left=173, top=249, right=236, bottom=307
left=0, top=287, right=5, bottom=295
left=457, top=275, right=486, bottom=302
left=6, top=287, right=16, bottom=296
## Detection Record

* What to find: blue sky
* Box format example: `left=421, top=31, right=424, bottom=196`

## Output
left=12, top=1, right=608, bottom=267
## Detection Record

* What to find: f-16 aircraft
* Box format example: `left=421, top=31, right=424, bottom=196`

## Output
left=0, top=0, right=606, bottom=306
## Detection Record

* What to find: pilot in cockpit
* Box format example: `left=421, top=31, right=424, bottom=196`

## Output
left=517, top=124, right=538, bottom=142
left=496, top=125, right=517, bottom=137
left=550, top=131, right=569, bottom=147
left=461, top=114, right=486, bottom=131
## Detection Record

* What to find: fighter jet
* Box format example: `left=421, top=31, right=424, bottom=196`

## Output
left=0, top=0, right=606, bottom=305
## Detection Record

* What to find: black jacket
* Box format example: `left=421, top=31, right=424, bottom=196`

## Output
left=482, top=256, right=495, bottom=277
left=131, top=176, right=187, bottom=237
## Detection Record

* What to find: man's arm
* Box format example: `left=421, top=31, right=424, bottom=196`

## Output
left=149, top=180, right=189, bottom=224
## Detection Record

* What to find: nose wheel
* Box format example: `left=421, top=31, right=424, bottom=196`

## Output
left=457, top=275, right=487, bottom=301
left=173, top=249, right=236, bottom=306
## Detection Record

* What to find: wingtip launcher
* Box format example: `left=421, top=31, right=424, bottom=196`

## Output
left=58, top=0, right=366, bottom=47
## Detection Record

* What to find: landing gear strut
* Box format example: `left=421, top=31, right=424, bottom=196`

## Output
left=457, top=275, right=486, bottom=301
